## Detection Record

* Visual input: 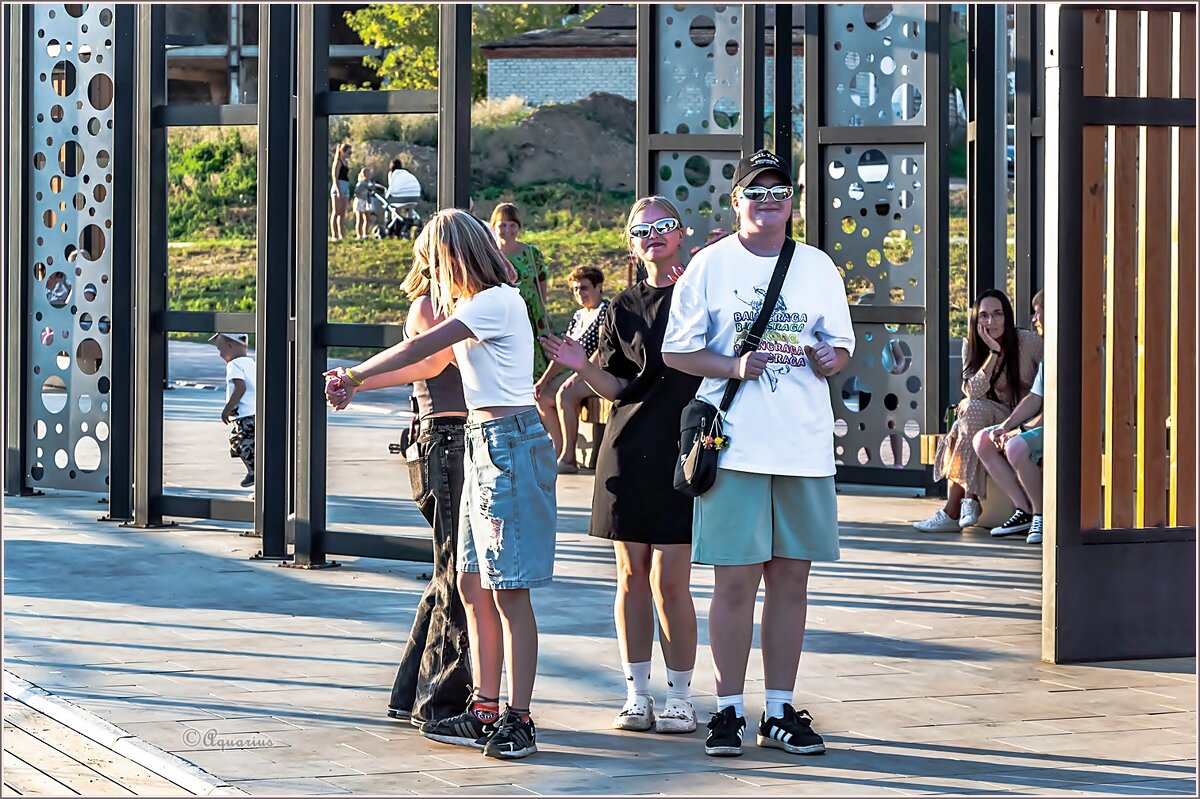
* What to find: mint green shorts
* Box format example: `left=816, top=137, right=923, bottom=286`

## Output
left=692, top=470, right=841, bottom=566
left=1017, top=425, right=1044, bottom=464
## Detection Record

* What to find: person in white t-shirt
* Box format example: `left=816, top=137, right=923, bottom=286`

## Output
left=662, top=149, right=855, bottom=759
left=325, top=209, right=555, bottom=761
left=208, top=332, right=256, bottom=488
left=387, top=158, right=422, bottom=202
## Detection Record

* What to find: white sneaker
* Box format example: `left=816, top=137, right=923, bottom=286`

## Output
left=654, top=697, right=697, bottom=734
left=958, top=498, right=982, bottom=528
left=1026, top=514, right=1044, bottom=544
left=612, top=695, right=654, bottom=732
left=913, top=509, right=961, bottom=532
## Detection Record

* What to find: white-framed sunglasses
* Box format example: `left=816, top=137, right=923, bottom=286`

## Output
left=739, top=185, right=794, bottom=202
left=628, top=217, right=681, bottom=238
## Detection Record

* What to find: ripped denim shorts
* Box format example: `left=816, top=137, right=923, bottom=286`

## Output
left=457, top=408, right=557, bottom=590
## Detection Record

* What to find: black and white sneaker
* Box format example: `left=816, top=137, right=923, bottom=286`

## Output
left=420, top=705, right=496, bottom=750
left=991, top=508, right=1034, bottom=537
left=1026, top=514, right=1044, bottom=544
left=757, top=704, right=826, bottom=755
left=482, top=708, right=537, bottom=759
left=704, top=706, right=746, bottom=757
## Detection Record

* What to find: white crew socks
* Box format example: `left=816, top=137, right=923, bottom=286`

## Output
left=623, top=660, right=652, bottom=701
left=764, top=689, right=793, bottom=721
left=665, top=668, right=693, bottom=702
left=716, top=694, right=745, bottom=719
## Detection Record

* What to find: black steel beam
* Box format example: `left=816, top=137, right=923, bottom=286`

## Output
left=741, top=4, right=765, bottom=154
left=1080, top=96, right=1197, bottom=127
left=161, top=310, right=257, bottom=334
left=1014, top=3, right=1042, bottom=328
left=635, top=4, right=653, bottom=202
left=3, top=5, right=32, bottom=496
left=772, top=2, right=793, bottom=188
left=321, top=323, right=407, bottom=349
left=318, top=90, right=438, bottom=116
left=105, top=4, right=137, bottom=518
left=966, top=4, right=1006, bottom=300
left=154, top=104, right=259, bottom=127
left=255, top=2, right=291, bottom=559
left=292, top=4, right=330, bottom=566
left=803, top=4, right=820, bottom=247
left=927, top=4, right=952, bottom=495
left=322, top=530, right=434, bottom=563
left=645, top=133, right=745, bottom=152
left=158, top=494, right=254, bottom=523
left=130, top=4, right=167, bottom=528
left=849, top=306, right=927, bottom=326
left=816, top=126, right=931, bottom=145
left=437, top=4, right=471, bottom=210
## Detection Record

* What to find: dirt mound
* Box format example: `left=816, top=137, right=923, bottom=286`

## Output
left=347, top=92, right=636, bottom=200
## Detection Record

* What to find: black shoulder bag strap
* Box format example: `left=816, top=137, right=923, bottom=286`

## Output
left=714, top=237, right=796, bottom=416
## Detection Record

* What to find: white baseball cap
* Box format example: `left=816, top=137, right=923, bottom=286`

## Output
left=208, top=332, right=249, bottom=345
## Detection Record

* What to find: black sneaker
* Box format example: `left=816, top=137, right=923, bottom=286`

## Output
left=386, top=706, right=411, bottom=722
left=240, top=473, right=255, bottom=488
left=482, top=708, right=537, bottom=759
left=420, top=705, right=496, bottom=750
left=704, top=706, right=746, bottom=757
left=990, top=508, right=1034, bottom=537
left=757, top=704, right=826, bottom=755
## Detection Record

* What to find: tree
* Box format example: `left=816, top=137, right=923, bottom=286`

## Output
left=345, top=4, right=595, bottom=100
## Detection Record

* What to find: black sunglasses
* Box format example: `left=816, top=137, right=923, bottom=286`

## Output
left=628, top=218, right=681, bottom=238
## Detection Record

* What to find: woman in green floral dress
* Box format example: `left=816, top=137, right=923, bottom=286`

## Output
left=490, top=202, right=551, bottom=378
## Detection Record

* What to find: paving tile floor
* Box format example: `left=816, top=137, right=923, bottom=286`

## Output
left=2, top=474, right=1195, bottom=796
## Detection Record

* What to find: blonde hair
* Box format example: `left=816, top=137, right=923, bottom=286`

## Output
left=489, top=202, right=522, bottom=229
left=401, top=233, right=432, bottom=301
left=358, top=167, right=371, bottom=181
left=336, top=142, right=352, bottom=159
left=416, top=209, right=513, bottom=316
left=1031, top=289, right=1044, bottom=310
left=624, top=195, right=684, bottom=265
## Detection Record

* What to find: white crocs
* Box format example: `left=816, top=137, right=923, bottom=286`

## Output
left=654, top=697, right=697, bottom=734
left=612, top=695, right=655, bottom=731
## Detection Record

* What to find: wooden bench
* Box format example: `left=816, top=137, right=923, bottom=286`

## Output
left=574, top=396, right=612, bottom=470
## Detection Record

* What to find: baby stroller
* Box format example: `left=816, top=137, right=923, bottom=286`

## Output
left=371, top=185, right=424, bottom=240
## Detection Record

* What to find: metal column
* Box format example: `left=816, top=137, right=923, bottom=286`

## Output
left=130, top=3, right=168, bottom=528
left=254, top=2, right=292, bottom=559
left=106, top=4, right=137, bottom=520
left=3, top=5, right=33, bottom=497
left=967, top=3, right=1009, bottom=299
left=291, top=3, right=332, bottom=567
left=1013, top=4, right=1045, bottom=328
left=438, top=4, right=471, bottom=211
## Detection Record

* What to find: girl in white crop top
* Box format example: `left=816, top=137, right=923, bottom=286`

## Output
left=326, top=209, right=556, bottom=760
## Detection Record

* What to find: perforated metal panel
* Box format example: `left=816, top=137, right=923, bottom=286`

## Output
left=655, top=4, right=744, bottom=135
left=824, top=144, right=926, bottom=307
left=26, top=3, right=116, bottom=492
left=823, top=3, right=927, bottom=128
left=832, top=322, right=926, bottom=470
left=653, top=151, right=741, bottom=253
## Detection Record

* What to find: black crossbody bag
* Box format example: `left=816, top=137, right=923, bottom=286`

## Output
left=673, top=238, right=795, bottom=498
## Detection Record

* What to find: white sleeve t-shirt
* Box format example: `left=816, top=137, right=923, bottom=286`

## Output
left=225, top=356, right=256, bottom=419
left=1030, top=360, right=1044, bottom=397
left=662, top=234, right=856, bottom=477
left=450, top=284, right=535, bottom=409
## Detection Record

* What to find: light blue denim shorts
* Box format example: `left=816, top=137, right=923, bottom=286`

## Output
left=457, top=408, right=558, bottom=590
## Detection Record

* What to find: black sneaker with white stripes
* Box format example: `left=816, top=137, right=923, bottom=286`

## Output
left=419, top=704, right=496, bottom=750
left=481, top=708, right=537, bottom=759
left=991, top=508, right=1034, bottom=537
left=757, top=704, right=826, bottom=755
left=704, top=706, right=746, bottom=757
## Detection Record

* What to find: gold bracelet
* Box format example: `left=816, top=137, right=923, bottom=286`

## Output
left=344, top=368, right=365, bottom=386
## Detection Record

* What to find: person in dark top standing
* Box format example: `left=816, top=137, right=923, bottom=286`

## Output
left=324, top=241, right=472, bottom=726
left=540, top=196, right=702, bottom=735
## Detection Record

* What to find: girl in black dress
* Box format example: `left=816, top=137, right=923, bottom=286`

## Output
left=540, top=197, right=702, bottom=735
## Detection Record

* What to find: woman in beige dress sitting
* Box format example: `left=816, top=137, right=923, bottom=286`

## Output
left=914, top=289, right=1042, bottom=532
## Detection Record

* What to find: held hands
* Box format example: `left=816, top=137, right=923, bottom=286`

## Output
left=803, top=341, right=839, bottom=376
left=539, top=333, right=587, bottom=372
left=323, top=367, right=358, bottom=411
